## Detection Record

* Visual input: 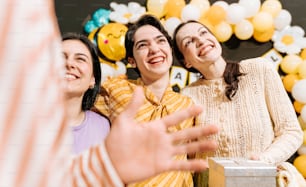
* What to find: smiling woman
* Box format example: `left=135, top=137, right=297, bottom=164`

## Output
left=62, top=33, right=111, bottom=154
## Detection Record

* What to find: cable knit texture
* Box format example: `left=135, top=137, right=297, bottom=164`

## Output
left=181, top=57, right=303, bottom=165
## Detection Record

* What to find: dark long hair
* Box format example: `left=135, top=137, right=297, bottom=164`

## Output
left=173, top=20, right=244, bottom=100
left=124, top=14, right=172, bottom=75
left=62, top=33, right=101, bottom=110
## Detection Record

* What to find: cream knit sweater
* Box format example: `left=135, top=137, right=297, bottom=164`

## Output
left=181, top=57, right=303, bottom=165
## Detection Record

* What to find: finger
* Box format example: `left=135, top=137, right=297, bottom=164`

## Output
left=119, top=86, right=144, bottom=118
left=166, top=160, right=209, bottom=173
left=172, top=125, right=219, bottom=143
left=173, top=139, right=218, bottom=156
left=161, top=105, right=203, bottom=128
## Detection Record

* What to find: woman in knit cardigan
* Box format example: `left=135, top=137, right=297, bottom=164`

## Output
left=173, top=20, right=304, bottom=187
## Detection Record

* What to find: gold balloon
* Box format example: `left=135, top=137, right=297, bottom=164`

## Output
left=234, top=19, right=254, bottom=40
left=261, top=0, right=282, bottom=17
left=298, top=62, right=306, bottom=79
left=294, top=101, right=305, bottom=114
left=165, top=0, right=185, bottom=18
left=253, top=27, right=274, bottom=42
left=280, top=54, right=303, bottom=74
left=147, top=0, right=168, bottom=18
left=96, top=23, right=128, bottom=61
left=252, top=11, right=274, bottom=32
left=213, top=21, right=233, bottom=42
left=300, top=48, right=306, bottom=60
left=205, top=5, right=226, bottom=26
left=282, top=73, right=300, bottom=92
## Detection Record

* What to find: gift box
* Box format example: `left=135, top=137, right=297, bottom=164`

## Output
left=208, top=157, right=277, bottom=187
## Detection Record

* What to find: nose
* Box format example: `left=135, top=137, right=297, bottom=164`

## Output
left=65, top=57, right=75, bottom=68
left=148, top=42, right=160, bottom=55
left=195, top=37, right=205, bottom=48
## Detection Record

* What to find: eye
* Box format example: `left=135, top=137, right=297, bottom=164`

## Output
left=199, top=30, right=208, bottom=36
left=135, top=42, right=148, bottom=50
left=157, top=37, right=167, bottom=44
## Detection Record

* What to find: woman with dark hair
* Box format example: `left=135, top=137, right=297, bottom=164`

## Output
left=173, top=20, right=304, bottom=186
left=62, top=33, right=110, bottom=154
left=95, top=15, right=204, bottom=186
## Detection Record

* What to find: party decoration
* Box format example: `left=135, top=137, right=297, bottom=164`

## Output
left=213, top=1, right=229, bottom=11
left=96, top=23, right=128, bottom=61
left=238, top=0, right=261, bottom=18
left=226, top=3, right=246, bottom=24
left=294, top=101, right=304, bottom=114
left=299, top=116, right=306, bottom=130
left=282, top=73, right=300, bottom=92
left=147, top=0, right=168, bottom=18
left=272, top=26, right=306, bottom=55
left=205, top=5, right=226, bottom=26
left=84, top=8, right=111, bottom=33
left=280, top=54, right=303, bottom=74
left=190, top=0, right=210, bottom=14
left=109, top=2, right=146, bottom=24
left=164, top=17, right=182, bottom=38
left=292, top=79, right=306, bottom=104
left=165, top=0, right=186, bottom=18
left=213, top=21, right=232, bottom=42
left=274, top=9, right=292, bottom=31
left=253, top=27, right=274, bottom=42
left=252, top=11, right=273, bottom=32
left=234, top=19, right=254, bottom=40
left=298, top=61, right=306, bottom=79
left=301, top=105, right=306, bottom=122
left=181, top=4, right=201, bottom=22
left=260, top=0, right=282, bottom=17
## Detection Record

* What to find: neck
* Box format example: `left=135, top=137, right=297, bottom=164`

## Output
left=66, top=96, right=85, bottom=127
left=200, top=57, right=226, bottom=80
left=141, top=73, right=169, bottom=101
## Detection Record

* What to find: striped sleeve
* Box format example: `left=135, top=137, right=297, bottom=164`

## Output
left=0, top=0, right=123, bottom=186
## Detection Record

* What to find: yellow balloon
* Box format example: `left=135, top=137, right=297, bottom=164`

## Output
left=199, top=17, right=214, bottom=33
left=293, top=155, right=306, bottom=178
left=280, top=54, right=303, bottom=74
left=213, top=21, right=232, bottom=42
left=88, top=28, right=98, bottom=44
left=294, top=101, right=305, bottom=114
left=190, top=0, right=210, bottom=14
left=252, top=11, right=274, bottom=32
left=282, top=74, right=300, bottom=92
left=298, top=62, right=306, bottom=79
left=205, top=5, right=226, bottom=26
left=147, top=0, right=168, bottom=18
left=300, top=48, right=306, bottom=60
left=261, top=0, right=282, bottom=17
left=96, top=23, right=128, bottom=61
left=253, top=27, right=274, bottom=42
left=165, top=0, right=185, bottom=18
left=299, top=116, right=306, bottom=130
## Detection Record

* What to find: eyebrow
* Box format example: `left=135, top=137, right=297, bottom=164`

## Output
left=134, top=34, right=166, bottom=47
left=75, top=53, right=90, bottom=60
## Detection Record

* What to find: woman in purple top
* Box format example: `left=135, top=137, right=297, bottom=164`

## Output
left=62, top=33, right=110, bottom=154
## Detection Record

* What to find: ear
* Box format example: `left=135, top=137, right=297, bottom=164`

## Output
left=89, top=77, right=95, bottom=89
left=128, top=57, right=137, bottom=68
left=184, top=60, right=192, bottom=68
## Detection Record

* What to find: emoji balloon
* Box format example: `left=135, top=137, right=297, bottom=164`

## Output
left=96, top=23, right=128, bottom=61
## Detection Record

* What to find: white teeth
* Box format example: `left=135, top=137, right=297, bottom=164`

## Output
left=65, top=74, right=77, bottom=80
left=149, top=57, right=163, bottom=64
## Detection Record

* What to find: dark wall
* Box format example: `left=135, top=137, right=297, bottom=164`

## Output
left=55, top=0, right=306, bottom=61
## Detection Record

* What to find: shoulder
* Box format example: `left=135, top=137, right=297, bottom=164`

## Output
left=86, top=110, right=110, bottom=124
left=239, top=57, right=275, bottom=73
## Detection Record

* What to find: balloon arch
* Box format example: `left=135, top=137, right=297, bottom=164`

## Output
left=84, top=0, right=306, bottom=164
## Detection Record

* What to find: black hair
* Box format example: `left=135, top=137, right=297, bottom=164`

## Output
left=124, top=14, right=172, bottom=75
left=62, top=32, right=101, bottom=110
left=173, top=20, right=244, bottom=100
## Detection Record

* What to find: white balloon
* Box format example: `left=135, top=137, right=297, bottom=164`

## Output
left=213, top=1, right=229, bottom=11
left=181, top=4, right=201, bottom=22
left=238, top=0, right=261, bottom=18
left=164, top=17, right=182, bottom=38
left=274, top=9, right=292, bottom=30
left=301, top=105, right=306, bottom=123
left=226, top=3, right=246, bottom=24
left=292, top=79, right=306, bottom=103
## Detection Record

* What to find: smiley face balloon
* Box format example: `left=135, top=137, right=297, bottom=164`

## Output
left=96, top=23, right=128, bottom=61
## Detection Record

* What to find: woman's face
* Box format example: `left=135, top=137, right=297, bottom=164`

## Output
left=129, top=25, right=173, bottom=81
left=62, top=39, right=95, bottom=97
left=175, top=22, right=222, bottom=70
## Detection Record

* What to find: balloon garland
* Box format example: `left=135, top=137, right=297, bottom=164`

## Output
left=84, top=1, right=306, bottom=167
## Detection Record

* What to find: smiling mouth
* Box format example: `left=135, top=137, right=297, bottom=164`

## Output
left=198, top=45, right=214, bottom=56
left=65, top=73, right=78, bottom=80
left=148, top=56, right=165, bottom=64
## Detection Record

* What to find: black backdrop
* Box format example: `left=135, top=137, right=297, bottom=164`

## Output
left=55, top=0, right=306, bottom=61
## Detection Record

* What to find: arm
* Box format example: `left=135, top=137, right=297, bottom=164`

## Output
left=256, top=59, right=303, bottom=164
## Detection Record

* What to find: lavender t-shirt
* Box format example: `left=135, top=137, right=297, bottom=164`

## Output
left=71, top=110, right=110, bottom=154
